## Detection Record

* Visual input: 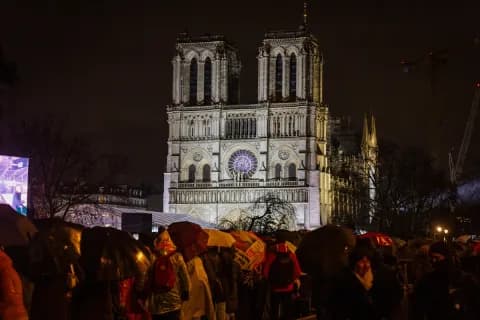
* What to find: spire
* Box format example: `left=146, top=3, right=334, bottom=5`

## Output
left=303, top=0, right=308, bottom=27
left=370, top=115, right=377, bottom=147
left=362, top=114, right=369, bottom=147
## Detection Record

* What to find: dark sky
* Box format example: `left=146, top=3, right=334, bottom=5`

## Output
left=1, top=0, right=480, bottom=186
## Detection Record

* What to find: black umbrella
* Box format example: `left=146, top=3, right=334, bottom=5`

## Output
left=79, top=227, right=152, bottom=281
left=296, top=224, right=356, bottom=278
left=0, top=204, right=37, bottom=247
left=29, top=218, right=84, bottom=278
left=275, top=229, right=302, bottom=246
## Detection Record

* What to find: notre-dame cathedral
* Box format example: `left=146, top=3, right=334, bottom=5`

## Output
left=163, top=18, right=377, bottom=229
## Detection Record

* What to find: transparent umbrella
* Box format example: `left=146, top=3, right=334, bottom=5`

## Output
left=80, top=227, right=152, bottom=281
left=0, top=204, right=37, bottom=247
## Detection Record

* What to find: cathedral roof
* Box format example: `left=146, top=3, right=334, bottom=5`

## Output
left=176, top=32, right=234, bottom=46
left=264, top=27, right=318, bottom=42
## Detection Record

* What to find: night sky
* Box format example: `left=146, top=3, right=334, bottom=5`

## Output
left=1, top=0, right=480, bottom=186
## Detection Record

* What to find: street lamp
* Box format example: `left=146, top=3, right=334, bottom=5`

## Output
left=436, top=226, right=443, bottom=233
left=444, top=229, right=449, bottom=234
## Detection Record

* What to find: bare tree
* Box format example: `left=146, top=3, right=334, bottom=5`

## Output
left=359, top=142, right=447, bottom=235
left=10, top=117, right=127, bottom=219
left=220, top=193, right=296, bottom=233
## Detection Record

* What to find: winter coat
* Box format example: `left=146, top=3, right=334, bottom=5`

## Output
left=370, top=263, right=403, bottom=319
left=71, top=281, right=116, bottom=320
left=30, top=277, right=70, bottom=320
left=181, top=256, right=215, bottom=320
left=201, top=249, right=230, bottom=304
left=263, top=246, right=302, bottom=293
left=221, top=249, right=240, bottom=314
left=119, top=277, right=150, bottom=320
left=329, top=268, right=378, bottom=320
left=0, top=250, right=28, bottom=320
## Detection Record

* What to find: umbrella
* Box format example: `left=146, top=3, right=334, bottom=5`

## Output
left=29, top=219, right=84, bottom=277
left=168, top=221, right=208, bottom=262
left=392, top=237, right=407, bottom=248
left=80, top=227, right=152, bottom=281
left=455, top=234, right=473, bottom=244
left=204, top=229, right=235, bottom=248
left=275, top=229, right=302, bottom=246
left=358, top=232, right=393, bottom=247
left=230, top=231, right=266, bottom=271
left=0, top=204, right=37, bottom=247
left=296, top=224, right=356, bottom=277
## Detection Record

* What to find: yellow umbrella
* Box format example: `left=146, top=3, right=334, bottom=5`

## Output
left=204, top=229, right=236, bottom=247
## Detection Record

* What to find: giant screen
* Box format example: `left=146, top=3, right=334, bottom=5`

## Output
left=0, top=155, right=29, bottom=215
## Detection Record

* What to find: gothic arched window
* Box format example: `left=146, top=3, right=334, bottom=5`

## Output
left=275, top=164, right=282, bottom=179
left=288, top=163, right=297, bottom=181
left=188, top=164, right=196, bottom=182
left=189, top=58, right=198, bottom=104
left=289, top=53, right=297, bottom=99
left=190, top=119, right=195, bottom=137
left=204, top=58, right=212, bottom=104
left=206, top=119, right=211, bottom=137
left=288, top=115, right=293, bottom=136
left=275, top=54, right=283, bottom=101
left=203, top=164, right=211, bottom=182
left=226, top=120, right=231, bottom=138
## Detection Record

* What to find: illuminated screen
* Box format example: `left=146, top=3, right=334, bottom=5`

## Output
left=0, top=156, right=29, bottom=215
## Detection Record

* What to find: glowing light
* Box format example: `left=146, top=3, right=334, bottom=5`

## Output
left=444, top=229, right=449, bottom=234
left=136, top=251, right=145, bottom=262
left=436, top=226, right=443, bottom=233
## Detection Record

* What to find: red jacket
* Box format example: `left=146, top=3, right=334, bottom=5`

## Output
left=263, top=244, right=302, bottom=292
left=0, top=250, right=28, bottom=320
left=119, top=277, right=151, bottom=320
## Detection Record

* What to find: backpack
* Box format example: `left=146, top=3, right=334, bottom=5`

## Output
left=268, top=252, right=295, bottom=288
left=152, top=252, right=176, bottom=293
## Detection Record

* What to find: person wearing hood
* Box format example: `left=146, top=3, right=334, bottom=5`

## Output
left=0, top=248, right=28, bottom=320
left=412, top=241, right=454, bottom=319
left=329, top=241, right=377, bottom=319
left=145, top=229, right=190, bottom=320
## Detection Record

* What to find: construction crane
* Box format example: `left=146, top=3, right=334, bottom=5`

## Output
left=449, top=83, right=480, bottom=187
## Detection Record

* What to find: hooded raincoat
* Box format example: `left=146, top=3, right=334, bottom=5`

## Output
left=147, top=231, right=190, bottom=316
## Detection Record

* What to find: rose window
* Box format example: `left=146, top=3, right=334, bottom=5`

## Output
left=228, top=150, right=258, bottom=178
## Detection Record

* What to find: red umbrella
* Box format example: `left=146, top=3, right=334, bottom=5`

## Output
left=167, top=221, right=208, bottom=262
left=358, top=232, right=393, bottom=247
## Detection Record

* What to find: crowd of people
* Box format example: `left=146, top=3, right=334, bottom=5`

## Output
left=1, top=221, right=480, bottom=320
left=303, top=231, right=480, bottom=320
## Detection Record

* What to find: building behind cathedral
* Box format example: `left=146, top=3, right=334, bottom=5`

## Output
left=163, top=22, right=377, bottom=229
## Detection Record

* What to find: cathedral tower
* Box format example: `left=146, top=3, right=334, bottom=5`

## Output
left=171, top=33, right=241, bottom=106
left=257, top=27, right=324, bottom=104
left=362, top=114, right=378, bottom=222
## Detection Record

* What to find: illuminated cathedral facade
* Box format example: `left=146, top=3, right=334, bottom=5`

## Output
left=163, top=24, right=376, bottom=229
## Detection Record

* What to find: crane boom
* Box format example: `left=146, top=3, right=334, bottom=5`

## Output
left=454, top=85, right=480, bottom=183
